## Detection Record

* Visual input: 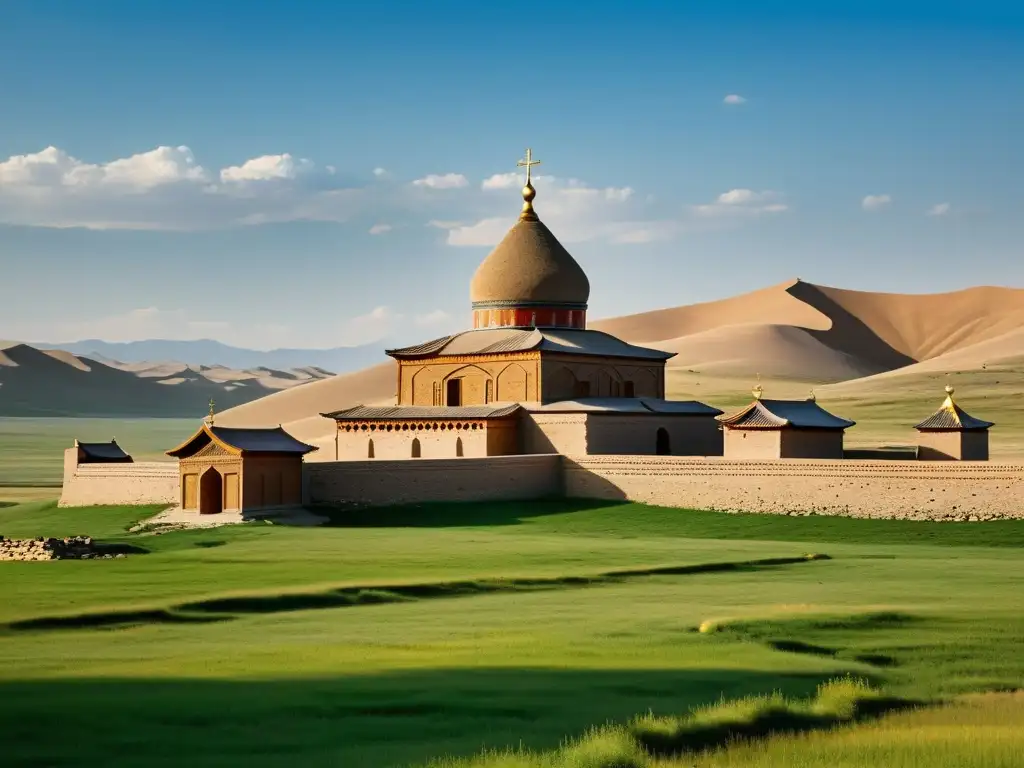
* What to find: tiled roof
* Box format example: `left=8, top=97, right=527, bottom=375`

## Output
left=524, top=397, right=722, bottom=415
left=167, top=425, right=318, bottom=457
left=717, top=399, right=856, bottom=430
left=386, top=328, right=673, bottom=361
left=77, top=440, right=132, bottom=461
left=210, top=427, right=319, bottom=454
left=915, top=398, right=994, bottom=431
left=322, top=404, right=521, bottom=420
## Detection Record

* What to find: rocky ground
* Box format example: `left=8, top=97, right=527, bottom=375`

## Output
left=0, top=535, right=127, bottom=562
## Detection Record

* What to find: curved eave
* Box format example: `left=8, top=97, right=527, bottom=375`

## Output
left=166, top=423, right=243, bottom=458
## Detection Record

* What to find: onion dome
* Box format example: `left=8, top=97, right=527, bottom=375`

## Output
left=470, top=149, right=590, bottom=330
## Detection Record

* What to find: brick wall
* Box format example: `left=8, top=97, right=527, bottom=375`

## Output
left=59, top=461, right=178, bottom=507
left=306, top=454, right=563, bottom=507
left=564, top=456, right=1024, bottom=520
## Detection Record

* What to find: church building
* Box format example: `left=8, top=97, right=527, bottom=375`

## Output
left=324, top=149, right=723, bottom=459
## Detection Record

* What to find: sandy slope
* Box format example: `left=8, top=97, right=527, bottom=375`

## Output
left=215, top=362, right=395, bottom=430
left=646, top=323, right=885, bottom=381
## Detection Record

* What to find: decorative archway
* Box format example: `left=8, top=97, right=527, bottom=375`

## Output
left=656, top=428, right=671, bottom=456
left=368, top=438, right=375, bottom=459
left=455, top=436, right=464, bottom=457
left=199, top=467, right=223, bottom=515
left=411, top=437, right=422, bottom=458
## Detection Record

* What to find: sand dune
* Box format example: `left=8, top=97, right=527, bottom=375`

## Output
left=215, top=362, right=396, bottom=431
left=649, top=323, right=887, bottom=381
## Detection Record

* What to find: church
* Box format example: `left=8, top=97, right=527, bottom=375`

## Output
left=323, top=150, right=724, bottom=460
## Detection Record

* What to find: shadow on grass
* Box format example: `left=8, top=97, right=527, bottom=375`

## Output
left=312, top=498, right=623, bottom=528
left=0, top=667, right=836, bottom=768
left=704, top=611, right=917, bottom=671
left=5, top=554, right=831, bottom=634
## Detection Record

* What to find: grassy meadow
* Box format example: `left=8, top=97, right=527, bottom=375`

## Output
left=1, top=498, right=1023, bottom=766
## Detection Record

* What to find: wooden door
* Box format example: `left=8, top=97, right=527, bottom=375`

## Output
left=224, top=472, right=239, bottom=510
left=183, top=473, right=198, bottom=510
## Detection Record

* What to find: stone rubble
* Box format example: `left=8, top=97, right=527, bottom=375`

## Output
left=0, top=535, right=126, bottom=562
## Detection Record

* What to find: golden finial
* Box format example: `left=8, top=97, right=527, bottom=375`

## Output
left=752, top=374, right=763, bottom=400
left=207, top=398, right=216, bottom=425
left=808, top=388, right=816, bottom=403
left=517, top=148, right=541, bottom=220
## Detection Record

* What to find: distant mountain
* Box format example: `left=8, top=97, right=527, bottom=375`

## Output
left=0, top=343, right=334, bottom=418
left=31, top=338, right=388, bottom=375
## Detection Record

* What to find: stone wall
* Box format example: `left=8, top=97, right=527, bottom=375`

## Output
left=59, top=460, right=178, bottom=508
left=306, top=454, right=563, bottom=507
left=564, top=456, right=1024, bottom=520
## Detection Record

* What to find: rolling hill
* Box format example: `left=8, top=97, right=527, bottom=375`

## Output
left=0, top=342, right=333, bottom=418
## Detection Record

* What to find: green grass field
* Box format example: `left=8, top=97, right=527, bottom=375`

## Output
left=1, top=498, right=1022, bottom=767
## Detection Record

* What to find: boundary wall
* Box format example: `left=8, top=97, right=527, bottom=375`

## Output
left=564, top=456, right=1024, bottom=520
left=55, top=452, right=1024, bottom=521
left=306, top=455, right=563, bottom=507
left=59, top=461, right=178, bottom=507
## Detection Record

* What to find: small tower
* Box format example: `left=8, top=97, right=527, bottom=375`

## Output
left=914, top=384, right=994, bottom=461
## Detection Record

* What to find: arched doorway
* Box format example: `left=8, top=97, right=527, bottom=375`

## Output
left=199, top=467, right=223, bottom=515
left=367, top=439, right=375, bottom=459
left=455, top=437, right=464, bottom=457
left=411, top=438, right=422, bottom=458
left=656, top=428, right=671, bottom=456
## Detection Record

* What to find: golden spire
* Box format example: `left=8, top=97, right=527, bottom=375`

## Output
left=207, top=398, right=216, bottom=425
left=752, top=373, right=763, bottom=400
left=808, top=388, right=816, bottom=403
left=517, top=148, right=541, bottom=220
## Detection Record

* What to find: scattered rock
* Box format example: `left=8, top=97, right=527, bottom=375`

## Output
left=0, top=536, right=122, bottom=562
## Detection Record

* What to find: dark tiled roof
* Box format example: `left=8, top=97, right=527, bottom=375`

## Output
left=386, top=328, right=673, bottom=361
left=322, top=404, right=521, bottom=420
left=77, top=440, right=132, bottom=461
left=167, top=425, right=318, bottom=457
left=525, top=397, right=722, bottom=415
left=717, top=399, right=855, bottom=430
left=210, top=427, right=318, bottom=454
left=915, top=398, right=994, bottom=431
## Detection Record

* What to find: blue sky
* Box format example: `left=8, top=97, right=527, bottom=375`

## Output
left=1, top=1, right=1022, bottom=350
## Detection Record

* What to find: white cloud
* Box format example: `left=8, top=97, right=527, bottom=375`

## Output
left=0, top=145, right=366, bottom=230
left=414, top=309, right=453, bottom=327
left=723, top=94, right=746, bottom=105
left=0, top=144, right=783, bottom=244
left=411, top=173, right=469, bottom=189
left=927, top=202, right=951, bottom=217
left=693, top=189, right=788, bottom=217
left=862, top=194, right=892, bottom=211
left=220, top=153, right=314, bottom=182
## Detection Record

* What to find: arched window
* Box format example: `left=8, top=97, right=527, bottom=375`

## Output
left=411, top=438, right=422, bottom=458
left=455, top=436, right=464, bottom=457
left=367, top=439, right=375, bottom=459
left=446, top=378, right=462, bottom=406
left=656, top=428, right=671, bottom=456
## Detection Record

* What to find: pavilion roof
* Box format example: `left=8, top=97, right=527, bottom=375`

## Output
left=77, top=439, right=132, bottom=461
left=167, top=424, right=318, bottom=457
left=717, top=398, right=855, bottom=430
left=915, top=392, right=994, bottom=431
